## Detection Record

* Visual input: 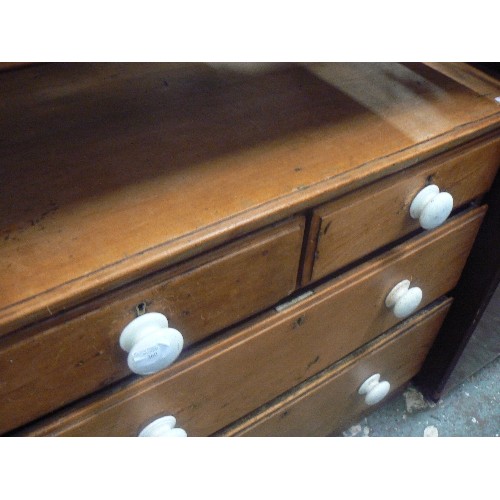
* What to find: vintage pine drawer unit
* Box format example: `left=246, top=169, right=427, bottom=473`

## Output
left=1, top=62, right=499, bottom=436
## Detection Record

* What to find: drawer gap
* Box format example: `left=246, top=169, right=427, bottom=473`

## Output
left=302, top=202, right=480, bottom=291
left=214, top=296, right=452, bottom=437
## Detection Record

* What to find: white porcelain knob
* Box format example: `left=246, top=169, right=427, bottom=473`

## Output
left=410, top=184, right=453, bottom=230
left=358, top=374, right=391, bottom=406
left=139, top=415, right=187, bottom=437
left=119, top=312, right=184, bottom=375
left=385, top=279, right=423, bottom=319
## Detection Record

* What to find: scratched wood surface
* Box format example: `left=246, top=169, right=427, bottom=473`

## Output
left=302, top=133, right=500, bottom=283
left=1, top=62, right=500, bottom=333
left=424, top=63, right=500, bottom=100
left=219, top=298, right=452, bottom=437
left=15, top=207, right=484, bottom=436
left=0, top=217, right=304, bottom=434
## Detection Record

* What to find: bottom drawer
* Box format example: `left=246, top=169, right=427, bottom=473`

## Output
left=217, top=298, right=452, bottom=437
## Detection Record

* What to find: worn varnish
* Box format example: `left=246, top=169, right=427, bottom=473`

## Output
left=15, top=207, right=484, bottom=437
left=424, top=63, right=500, bottom=100
left=1, top=63, right=500, bottom=334
left=218, top=298, right=452, bottom=437
left=0, top=217, right=303, bottom=434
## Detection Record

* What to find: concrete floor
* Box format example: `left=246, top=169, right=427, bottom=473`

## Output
left=342, top=355, right=500, bottom=437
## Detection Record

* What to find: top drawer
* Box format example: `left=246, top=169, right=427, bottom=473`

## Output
left=302, top=134, right=500, bottom=284
left=0, top=217, right=304, bottom=435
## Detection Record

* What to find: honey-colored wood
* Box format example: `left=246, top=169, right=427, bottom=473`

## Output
left=424, top=63, right=500, bottom=100
left=0, top=217, right=303, bottom=435
left=2, top=63, right=499, bottom=335
left=218, top=298, right=452, bottom=437
left=15, top=208, right=484, bottom=437
left=304, top=134, right=500, bottom=283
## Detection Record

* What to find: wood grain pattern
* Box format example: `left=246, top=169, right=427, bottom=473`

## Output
left=303, top=134, right=500, bottom=283
left=0, top=217, right=303, bottom=435
left=1, top=63, right=499, bottom=335
left=424, top=63, right=500, bottom=100
left=15, top=207, right=484, bottom=437
left=219, top=298, right=452, bottom=437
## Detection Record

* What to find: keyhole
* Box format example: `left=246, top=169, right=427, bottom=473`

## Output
left=135, top=302, right=147, bottom=316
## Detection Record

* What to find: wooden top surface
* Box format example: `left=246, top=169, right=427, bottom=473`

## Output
left=1, top=62, right=500, bottom=332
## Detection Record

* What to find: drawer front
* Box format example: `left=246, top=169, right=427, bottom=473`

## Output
left=303, top=134, right=500, bottom=283
left=16, top=208, right=483, bottom=437
left=219, top=298, right=452, bottom=437
left=0, top=217, right=304, bottom=435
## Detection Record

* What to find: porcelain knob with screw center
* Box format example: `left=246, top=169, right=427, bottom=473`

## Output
left=119, top=312, right=184, bottom=375
left=410, top=184, right=453, bottom=230
left=358, top=374, right=391, bottom=406
left=139, top=415, right=187, bottom=437
left=385, top=280, right=423, bottom=319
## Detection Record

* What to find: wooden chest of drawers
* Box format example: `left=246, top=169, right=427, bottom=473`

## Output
left=1, top=62, right=499, bottom=436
